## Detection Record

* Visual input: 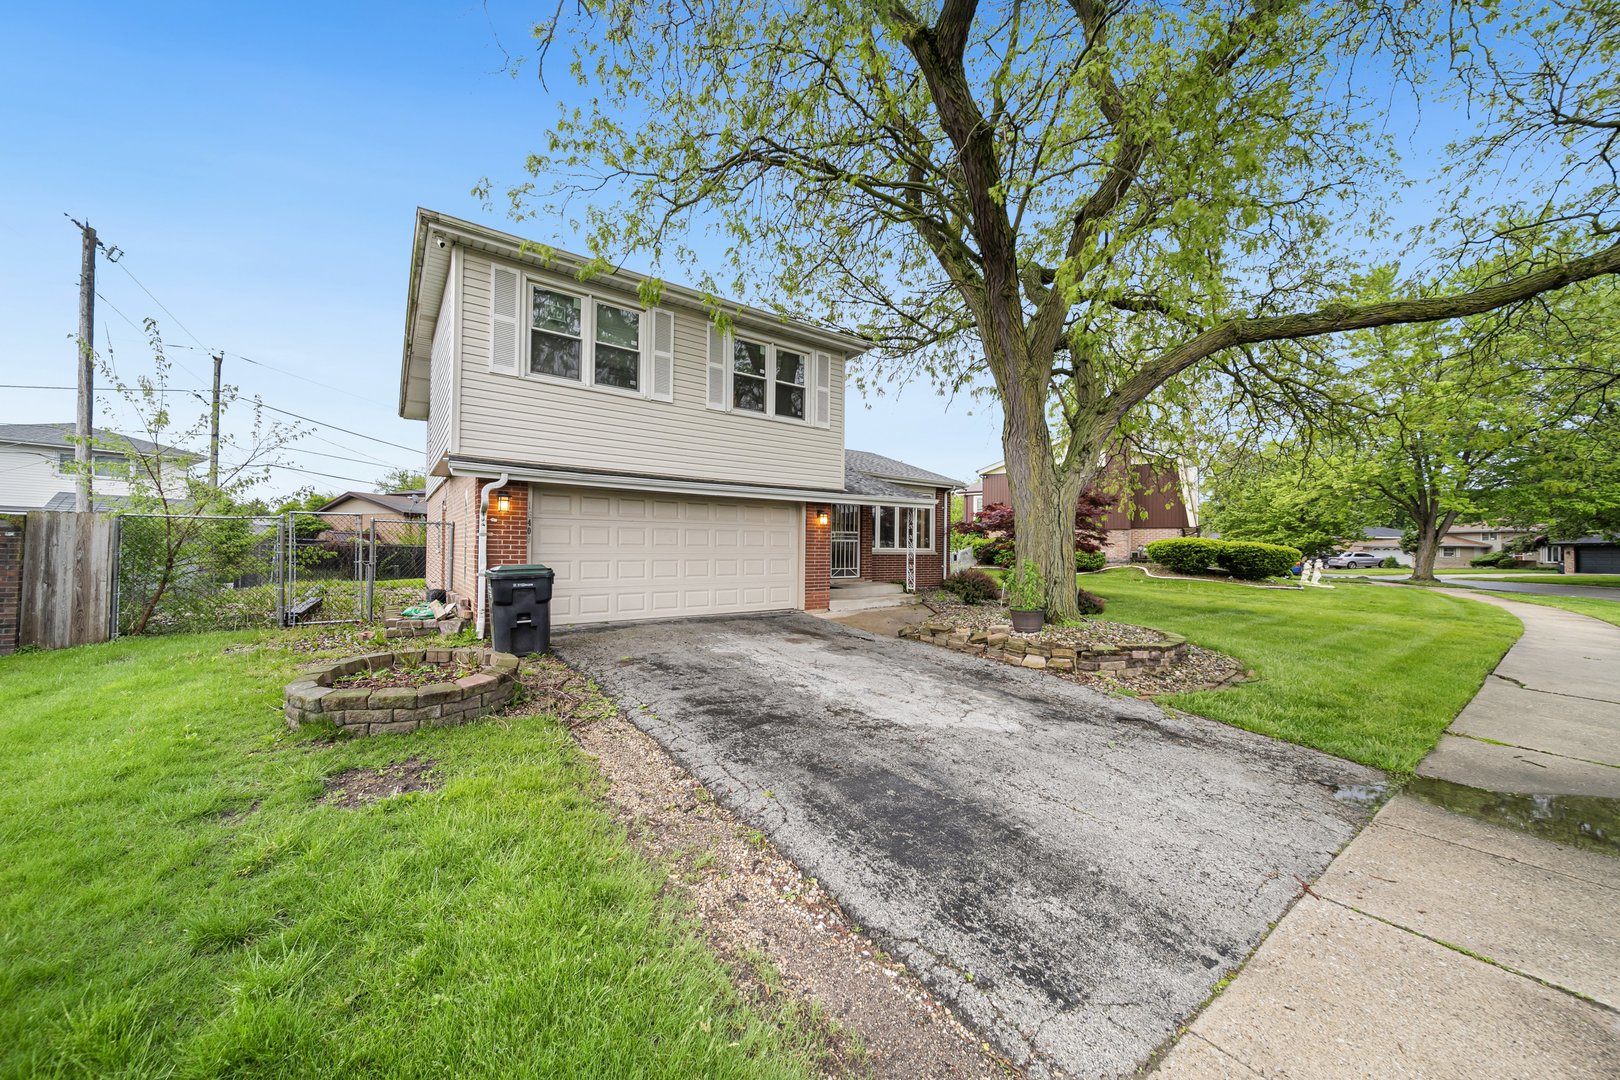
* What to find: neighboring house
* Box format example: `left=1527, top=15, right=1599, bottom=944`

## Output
left=1549, top=536, right=1620, bottom=574
left=397, top=209, right=959, bottom=627
left=960, top=481, right=984, bottom=521
left=967, top=457, right=1200, bottom=562
left=0, top=422, right=192, bottom=512
left=1356, top=527, right=1409, bottom=566
left=1446, top=522, right=1543, bottom=557
left=312, top=490, right=427, bottom=531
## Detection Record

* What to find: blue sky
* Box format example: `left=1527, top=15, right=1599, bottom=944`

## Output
left=0, top=2, right=1006, bottom=498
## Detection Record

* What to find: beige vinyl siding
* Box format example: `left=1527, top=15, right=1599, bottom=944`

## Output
left=426, top=272, right=455, bottom=472
left=456, top=254, right=846, bottom=490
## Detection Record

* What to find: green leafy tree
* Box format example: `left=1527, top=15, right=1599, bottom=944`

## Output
left=503, top=0, right=1620, bottom=617
left=1201, top=443, right=1371, bottom=558
left=67, top=323, right=305, bottom=633
left=376, top=467, right=425, bottom=493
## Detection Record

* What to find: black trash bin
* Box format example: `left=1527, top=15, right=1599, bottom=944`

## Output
left=487, top=563, right=555, bottom=655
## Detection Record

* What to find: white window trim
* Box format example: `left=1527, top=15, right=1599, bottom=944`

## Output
left=515, top=277, right=664, bottom=402
left=712, top=329, right=822, bottom=427
left=871, top=504, right=936, bottom=553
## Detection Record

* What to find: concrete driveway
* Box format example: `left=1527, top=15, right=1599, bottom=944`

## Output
left=559, top=613, right=1383, bottom=1078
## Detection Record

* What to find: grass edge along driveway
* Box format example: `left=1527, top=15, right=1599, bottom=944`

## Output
left=0, top=633, right=824, bottom=1080
left=1080, top=570, right=1522, bottom=773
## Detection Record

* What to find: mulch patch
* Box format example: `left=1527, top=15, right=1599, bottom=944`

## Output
left=334, top=662, right=480, bottom=690
left=320, top=757, right=440, bottom=808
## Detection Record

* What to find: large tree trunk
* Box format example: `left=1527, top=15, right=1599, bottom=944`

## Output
left=1409, top=510, right=1457, bottom=583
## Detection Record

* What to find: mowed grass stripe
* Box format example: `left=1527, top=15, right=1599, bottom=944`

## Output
left=1081, top=571, right=1523, bottom=773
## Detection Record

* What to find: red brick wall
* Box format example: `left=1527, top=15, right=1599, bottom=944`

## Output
left=0, top=516, right=22, bottom=656
left=482, top=480, right=531, bottom=571
left=857, top=489, right=948, bottom=588
left=1103, top=527, right=1189, bottom=563
left=804, top=503, right=830, bottom=611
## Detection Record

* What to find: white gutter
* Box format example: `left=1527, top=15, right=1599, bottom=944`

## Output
left=445, top=458, right=935, bottom=508
left=474, top=473, right=510, bottom=639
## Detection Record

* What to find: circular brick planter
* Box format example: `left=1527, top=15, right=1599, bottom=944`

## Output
left=284, top=647, right=520, bottom=736
left=900, top=619, right=1189, bottom=673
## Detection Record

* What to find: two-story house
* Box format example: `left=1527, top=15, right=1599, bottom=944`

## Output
left=0, top=422, right=188, bottom=512
left=398, top=210, right=959, bottom=628
left=967, top=456, right=1200, bottom=562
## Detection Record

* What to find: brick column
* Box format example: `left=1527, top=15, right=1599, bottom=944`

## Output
left=0, top=516, right=21, bottom=656
left=479, top=481, right=531, bottom=570
left=804, top=503, right=831, bottom=611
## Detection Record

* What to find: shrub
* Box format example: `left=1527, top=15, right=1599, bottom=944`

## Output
left=1004, top=559, right=1047, bottom=611
left=1074, top=587, right=1106, bottom=615
left=1075, top=550, right=1106, bottom=572
left=1469, top=553, right=1499, bottom=568
left=1145, top=536, right=1224, bottom=575
left=990, top=543, right=1018, bottom=568
left=941, top=569, right=1000, bottom=605
left=1380, top=556, right=1401, bottom=569
left=1216, top=540, right=1303, bottom=581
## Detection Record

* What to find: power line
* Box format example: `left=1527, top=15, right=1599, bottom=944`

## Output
left=0, top=383, right=421, bottom=455
left=114, top=259, right=212, bottom=354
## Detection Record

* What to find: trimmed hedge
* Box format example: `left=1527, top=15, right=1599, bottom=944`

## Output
left=1144, top=537, right=1225, bottom=574
left=1146, top=536, right=1302, bottom=580
left=1075, top=550, right=1106, bottom=572
left=1215, top=540, right=1303, bottom=581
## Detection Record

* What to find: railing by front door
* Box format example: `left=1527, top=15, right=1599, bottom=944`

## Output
left=831, top=503, right=860, bottom=579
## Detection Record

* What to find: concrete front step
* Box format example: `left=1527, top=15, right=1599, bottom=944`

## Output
left=829, top=580, right=908, bottom=599
left=827, top=595, right=918, bottom=613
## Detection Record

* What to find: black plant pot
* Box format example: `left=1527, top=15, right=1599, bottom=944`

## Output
left=1010, top=608, right=1045, bottom=633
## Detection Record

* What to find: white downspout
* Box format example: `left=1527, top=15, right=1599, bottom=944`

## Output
left=475, top=473, right=510, bottom=639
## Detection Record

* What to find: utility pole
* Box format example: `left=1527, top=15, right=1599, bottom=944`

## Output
left=73, top=219, right=96, bottom=512
left=208, top=351, right=223, bottom=488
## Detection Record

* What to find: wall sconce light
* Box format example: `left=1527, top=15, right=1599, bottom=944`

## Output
left=817, top=508, right=829, bottom=526
left=496, top=492, right=511, bottom=514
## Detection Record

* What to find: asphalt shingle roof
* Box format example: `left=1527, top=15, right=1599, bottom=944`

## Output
left=844, top=449, right=964, bottom=490
left=0, top=422, right=183, bottom=458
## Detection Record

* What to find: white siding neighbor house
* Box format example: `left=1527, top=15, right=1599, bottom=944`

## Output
left=0, top=423, right=187, bottom=512
left=397, top=209, right=960, bottom=628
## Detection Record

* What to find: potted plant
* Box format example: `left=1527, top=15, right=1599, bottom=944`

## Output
left=1004, top=559, right=1047, bottom=633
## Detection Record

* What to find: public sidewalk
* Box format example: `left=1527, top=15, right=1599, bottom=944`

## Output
left=1155, top=591, right=1620, bottom=1078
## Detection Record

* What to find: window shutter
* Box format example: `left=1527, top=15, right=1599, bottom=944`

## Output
left=812, top=351, right=832, bottom=428
left=489, top=265, right=520, bottom=374
left=650, top=309, right=675, bottom=402
left=706, top=324, right=728, bottom=410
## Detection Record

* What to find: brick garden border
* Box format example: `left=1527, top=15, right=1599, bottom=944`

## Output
left=284, top=647, right=519, bottom=736
left=899, top=618, right=1189, bottom=673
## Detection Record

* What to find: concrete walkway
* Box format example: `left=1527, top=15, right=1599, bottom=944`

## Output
left=1156, top=591, right=1620, bottom=1079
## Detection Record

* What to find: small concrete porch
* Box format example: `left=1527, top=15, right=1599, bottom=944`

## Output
left=825, top=578, right=915, bottom=614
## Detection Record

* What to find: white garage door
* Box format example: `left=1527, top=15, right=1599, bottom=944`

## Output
left=530, top=486, right=802, bottom=625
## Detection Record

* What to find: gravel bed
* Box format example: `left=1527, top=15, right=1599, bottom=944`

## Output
left=924, top=595, right=1168, bottom=646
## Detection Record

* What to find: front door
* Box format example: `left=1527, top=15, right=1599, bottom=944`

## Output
left=831, top=503, right=860, bottom=579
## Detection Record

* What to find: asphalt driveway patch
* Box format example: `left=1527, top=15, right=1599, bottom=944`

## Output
left=559, top=613, right=1382, bottom=1078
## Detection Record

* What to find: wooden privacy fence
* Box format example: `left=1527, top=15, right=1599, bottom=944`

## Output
left=15, top=511, right=117, bottom=650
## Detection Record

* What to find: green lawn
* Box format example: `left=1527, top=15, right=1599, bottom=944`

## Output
left=0, top=634, right=819, bottom=1079
left=1472, top=590, right=1620, bottom=629
left=1470, top=573, right=1620, bottom=588
left=1080, top=570, right=1523, bottom=773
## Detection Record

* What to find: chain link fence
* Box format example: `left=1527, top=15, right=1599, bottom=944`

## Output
left=115, top=512, right=453, bottom=635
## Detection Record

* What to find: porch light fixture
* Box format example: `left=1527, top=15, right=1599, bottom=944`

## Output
left=496, top=492, right=511, bottom=513
left=817, top=508, right=829, bottom=526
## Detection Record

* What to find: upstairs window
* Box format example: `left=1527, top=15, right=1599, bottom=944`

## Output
left=733, top=339, right=767, bottom=413
left=594, top=302, right=641, bottom=391
left=530, top=287, right=582, bottom=380
left=775, top=349, right=806, bottom=419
